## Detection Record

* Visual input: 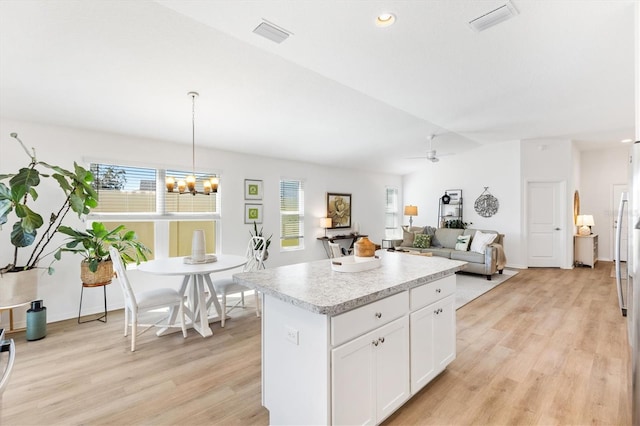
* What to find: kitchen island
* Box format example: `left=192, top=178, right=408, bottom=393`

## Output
left=234, top=251, right=466, bottom=425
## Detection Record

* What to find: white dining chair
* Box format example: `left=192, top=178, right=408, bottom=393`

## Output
left=0, top=329, right=15, bottom=397
left=109, top=247, right=187, bottom=351
left=212, top=236, right=265, bottom=327
left=328, top=242, right=344, bottom=258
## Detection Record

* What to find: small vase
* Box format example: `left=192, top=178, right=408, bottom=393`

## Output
left=354, top=237, right=376, bottom=257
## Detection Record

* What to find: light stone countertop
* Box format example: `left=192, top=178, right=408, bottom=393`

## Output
left=233, top=250, right=467, bottom=316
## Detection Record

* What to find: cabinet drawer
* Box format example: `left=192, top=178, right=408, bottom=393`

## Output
left=410, top=274, right=456, bottom=311
left=331, top=291, right=409, bottom=347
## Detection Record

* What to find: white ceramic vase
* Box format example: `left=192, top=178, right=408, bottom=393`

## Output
left=0, top=268, right=39, bottom=307
left=191, top=229, right=206, bottom=262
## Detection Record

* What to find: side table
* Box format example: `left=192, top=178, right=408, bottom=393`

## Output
left=574, top=234, right=598, bottom=268
left=381, top=239, right=403, bottom=249
left=0, top=301, right=31, bottom=333
left=78, top=280, right=111, bottom=323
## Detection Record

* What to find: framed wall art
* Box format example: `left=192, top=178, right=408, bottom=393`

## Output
left=245, top=179, right=263, bottom=200
left=327, top=193, right=351, bottom=229
left=244, top=203, right=263, bottom=224
left=474, top=187, right=499, bottom=218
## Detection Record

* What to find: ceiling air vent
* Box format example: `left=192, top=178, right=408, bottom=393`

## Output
left=468, top=1, right=518, bottom=32
left=253, top=20, right=291, bottom=44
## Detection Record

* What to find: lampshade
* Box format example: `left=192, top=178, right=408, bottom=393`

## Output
left=576, top=214, right=594, bottom=236
left=320, top=217, right=332, bottom=237
left=404, top=205, right=418, bottom=216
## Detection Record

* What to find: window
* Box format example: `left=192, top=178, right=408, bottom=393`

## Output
left=385, top=187, right=399, bottom=235
left=280, top=179, right=304, bottom=250
left=88, top=163, right=219, bottom=259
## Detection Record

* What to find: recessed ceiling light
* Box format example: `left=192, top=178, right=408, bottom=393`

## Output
left=621, top=139, right=633, bottom=143
left=376, top=13, right=396, bottom=27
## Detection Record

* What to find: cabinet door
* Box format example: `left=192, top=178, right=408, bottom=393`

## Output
left=410, top=294, right=456, bottom=393
left=375, top=316, right=410, bottom=422
left=332, top=328, right=376, bottom=426
left=433, top=294, right=456, bottom=372
left=410, top=302, right=436, bottom=393
left=332, top=316, right=410, bottom=425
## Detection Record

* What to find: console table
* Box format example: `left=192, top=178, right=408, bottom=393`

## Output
left=317, top=234, right=367, bottom=258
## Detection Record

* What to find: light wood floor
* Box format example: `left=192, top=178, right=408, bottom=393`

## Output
left=0, top=262, right=631, bottom=425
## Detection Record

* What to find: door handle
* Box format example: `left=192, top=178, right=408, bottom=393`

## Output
left=555, top=228, right=561, bottom=231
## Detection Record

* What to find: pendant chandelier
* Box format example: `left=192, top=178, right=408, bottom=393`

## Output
left=165, top=91, right=219, bottom=195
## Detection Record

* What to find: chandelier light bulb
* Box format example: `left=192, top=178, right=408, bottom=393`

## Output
left=166, top=176, right=175, bottom=192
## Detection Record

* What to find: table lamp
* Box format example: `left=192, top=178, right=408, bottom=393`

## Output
left=320, top=217, right=332, bottom=237
left=404, top=205, right=418, bottom=228
left=576, top=214, right=594, bottom=236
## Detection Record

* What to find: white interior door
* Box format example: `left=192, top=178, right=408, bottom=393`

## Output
left=612, top=184, right=628, bottom=262
left=527, top=181, right=564, bottom=267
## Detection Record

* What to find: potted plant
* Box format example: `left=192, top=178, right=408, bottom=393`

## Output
left=54, top=222, right=151, bottom=285
left=0, top=133, right=97, bottom=306
left=250, top=221, right=272, bottom=260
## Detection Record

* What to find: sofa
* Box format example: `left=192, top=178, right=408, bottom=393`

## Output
left=398, top=226, right=506, bottom=280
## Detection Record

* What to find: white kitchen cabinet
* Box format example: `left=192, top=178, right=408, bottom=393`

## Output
left=410, top=294, right=456, bottom=393
left=332, top=316, right=410, bottom=425
left=433, top=295, right=456, bottom=372
left=242, top=253, right=465, bottom=426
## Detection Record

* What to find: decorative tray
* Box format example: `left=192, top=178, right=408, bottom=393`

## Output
left=331, top=255, right=381, bottom=273
left=183, top=254, right=217, bottom=264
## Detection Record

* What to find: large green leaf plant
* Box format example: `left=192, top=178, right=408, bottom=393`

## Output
left=0, top=133, right=98, bottom=274
left=54, top=222, right=150, bottom=272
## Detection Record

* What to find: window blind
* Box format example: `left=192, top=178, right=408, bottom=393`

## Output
left=90, top=163, right=157, bottom=213
left=89, top=163, right=217, bottom=214
left=385, top=187, right=399, bottom=230
left=280, top=179, right=304, bottom=249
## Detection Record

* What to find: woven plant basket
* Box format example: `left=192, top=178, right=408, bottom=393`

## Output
left=81, top=260, right=114, bottom=285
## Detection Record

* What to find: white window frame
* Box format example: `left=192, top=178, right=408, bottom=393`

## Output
left=279, top=178, right=305, bottom=251
left=385, top=187, right=399, bottom=237
left=85, top=159, right=221, bottom=258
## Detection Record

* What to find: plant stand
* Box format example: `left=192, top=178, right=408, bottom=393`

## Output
left=78, top=280, right=111, bottom=324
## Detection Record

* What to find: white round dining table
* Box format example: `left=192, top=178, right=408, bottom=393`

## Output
left=138, top=254, right=247, bottom=337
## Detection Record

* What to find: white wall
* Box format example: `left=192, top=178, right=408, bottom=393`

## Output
left=580, top=145, right=631, bottom=261
left=403, top=141, right=524, bottom=268
left=0, top=118, right=402, bottom=326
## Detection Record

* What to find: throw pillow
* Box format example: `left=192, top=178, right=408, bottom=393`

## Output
left=401, top=227, right=417, bottom=247
left=413, top=234, right=431, bottom=248
left=423, top=226, right=442, bottom=247
left=455, top=234, right=471, bottom=251
left=470, top=230, right=497, bottom=254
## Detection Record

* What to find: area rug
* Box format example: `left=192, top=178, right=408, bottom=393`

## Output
left=455, top=269, right=519, bottom=309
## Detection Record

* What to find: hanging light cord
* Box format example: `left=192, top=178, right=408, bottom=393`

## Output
left=190, top=91, right=197, bottom=176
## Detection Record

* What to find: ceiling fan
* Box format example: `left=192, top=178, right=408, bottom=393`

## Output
left=408, top=134, right=451, bottom=163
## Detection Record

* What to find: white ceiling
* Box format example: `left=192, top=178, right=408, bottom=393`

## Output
left=0, top=0, right=635, bottom=175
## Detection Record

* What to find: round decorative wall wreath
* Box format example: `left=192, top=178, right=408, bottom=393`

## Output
left=474, top=187, right=499, bottom=217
